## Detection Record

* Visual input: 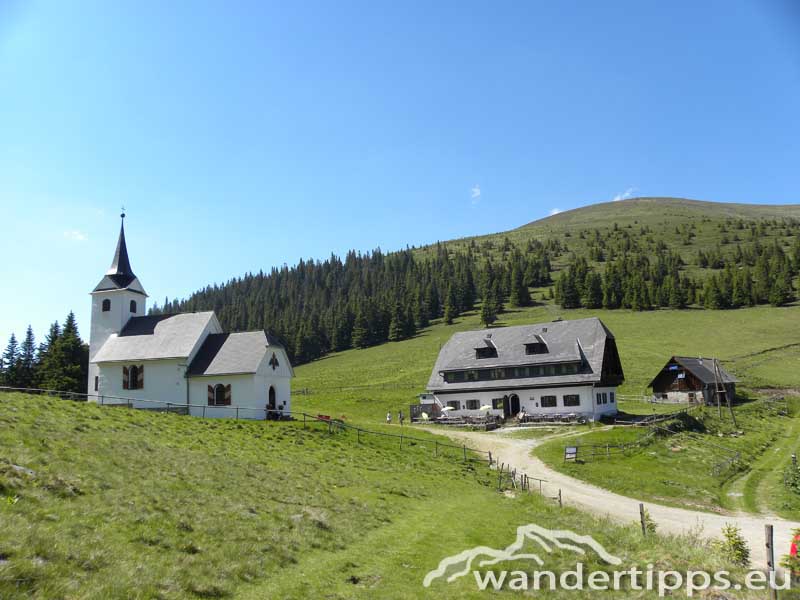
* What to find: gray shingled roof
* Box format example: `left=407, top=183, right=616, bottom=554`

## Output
left=93, top=312, right=216, bottom=362
left=427, top=317, right=613, bottom=392
left=649, top=356, right=738, bottom=387
left=187, top=331, right=278, bottom=376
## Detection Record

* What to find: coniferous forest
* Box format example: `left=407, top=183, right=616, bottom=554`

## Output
left=0, top=312, right=89, bottom=393
left=151, top=215, right=800, bottom=366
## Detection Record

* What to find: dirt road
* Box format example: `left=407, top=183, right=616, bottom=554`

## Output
left=439, top=427, right=800, bottom=569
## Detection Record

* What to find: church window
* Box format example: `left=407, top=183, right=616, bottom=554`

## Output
left=123, top=365, right=144, bottom=390
left=130, top=300, right=137, bottom=313
left=208, top=383, right=232, bottom=406
left=102, top=299, right=111, bottom=312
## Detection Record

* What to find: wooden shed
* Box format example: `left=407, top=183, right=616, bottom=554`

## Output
left=648, top=356, right=737, bottom=404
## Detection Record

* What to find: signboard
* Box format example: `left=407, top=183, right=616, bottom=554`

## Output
left=564, top=446, right=578, bottom=461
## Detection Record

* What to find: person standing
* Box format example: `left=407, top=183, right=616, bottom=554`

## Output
left=386, top=411, right=392, bottom=425
left=399, top=409, right=405, bottom=426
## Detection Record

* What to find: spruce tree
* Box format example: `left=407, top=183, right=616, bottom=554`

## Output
left=388, top=302, right=404, bottom=342
left=351, top=308, right=370, bottom=349
left=18, top=326, right=37, bottom=388
left=1, top=333, right=20, bottom=387
left=480, top=298, right=497, bottom=327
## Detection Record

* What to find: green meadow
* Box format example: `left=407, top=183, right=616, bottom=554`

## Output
left=292, top=303, right=800, bottom=424
left=0, top=392, right=762, bottom=599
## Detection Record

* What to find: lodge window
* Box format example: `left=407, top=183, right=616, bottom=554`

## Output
left=208, top=383, right=231, bottom=406
left=130, top=300, right=137, bottom=313
left=610, top=392, right=615, bottom=403
left=94, top=376, right=99, bottom=392
left=491, top=398, right=504, bottom=410
left=123, top=365, right=144, bottom=390
left=540, top=395, right=557, bottom=408
left=447, top=401, right=460, bottom=410
left=102, top=299, right=111, bottom=312
left=563, top=394, right=580, bottom=407
left=602, top=392, right=608, bottom=404
left=596, top=393, right=602, bottom=405
left=465, top=399, right=480, bottom=410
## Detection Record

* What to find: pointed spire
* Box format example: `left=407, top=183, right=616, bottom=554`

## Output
left=92, top=210, right=147, bottom=296
left=106, top=210, right=135, bottom=278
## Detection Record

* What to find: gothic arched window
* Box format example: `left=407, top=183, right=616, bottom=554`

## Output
left=130, top=300, right=137, bottom=313
left=208, top=384, right=231, bottom=406
left=102, top=299, right=111, bottom=312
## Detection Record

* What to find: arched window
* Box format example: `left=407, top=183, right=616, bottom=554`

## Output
left=208, top=383, right=231, bottom=406
left=102, top=299, right=111, bottom=312
left=130, top=300, right=137, bottom=313
left=123, top=365, right=144, bottom=390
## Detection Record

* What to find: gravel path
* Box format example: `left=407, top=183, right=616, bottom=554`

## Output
left=438, top=427, right=800, bottom=569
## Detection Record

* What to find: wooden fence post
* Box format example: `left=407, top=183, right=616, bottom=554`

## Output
left=434, top=441, right=438, bottom=457
left=303, top=413, right=306, bottom=429
left=639, top=503, right=647, bottom=536
left=236, top=407, right=239, bottom=420
left=357, top=428, right=361, bottom=444
left=400, top=435, right=403, bottom=450
left=765, top=524, right=777, bottom=600
left=558, top=489, right=562, bottom=508
left=463, top=445, right=467, bottom=461
left=488, top=451, right=492, bottom=465
left=202, top=405, right=206, bottom=418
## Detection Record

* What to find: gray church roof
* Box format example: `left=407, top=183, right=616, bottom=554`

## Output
left=427, top=317, right=615, bottom=392
left=93, top=312, right=216, bottom=362
left=187, top=331, right=287, bottom=376
left=92, top=217, right=147, bottom=296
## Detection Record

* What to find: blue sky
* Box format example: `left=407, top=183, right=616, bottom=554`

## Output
left=1, top=0, right=799, bottom=345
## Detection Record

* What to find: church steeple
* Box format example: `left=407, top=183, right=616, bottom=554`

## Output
left=92, top=211, right=147, bottom=296
left=107, top=211, right=135, bottom=279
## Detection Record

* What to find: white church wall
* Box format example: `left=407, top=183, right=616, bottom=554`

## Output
left=188, top=374, right=260, bottom=419
left=87, top=289, right=146, bottom=401
left=95, top=358, right=187, bottom=408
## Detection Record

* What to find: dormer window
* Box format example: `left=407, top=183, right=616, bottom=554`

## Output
left=102, top=299, right=111, bottom=312
left=525, top=342, right=547, bottom=355
left=475, top=346, right=498, bottom=359
left=130, top=300, right=137, bottom=313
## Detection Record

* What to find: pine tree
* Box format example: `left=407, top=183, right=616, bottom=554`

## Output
left=37, top=312, right=89, bottom=393
left=351, top=308, right=370, bottom=349
left=583, top=272, right=603, bottom=309
left=480, top=298, right=497, bottom=327
left=18, top=325, right=37, bottom=388
left=1, top=333, right=20, bottom=387
left=509, top=264, right=530, bottom=307
left=388, top=302, right=405, bottom=342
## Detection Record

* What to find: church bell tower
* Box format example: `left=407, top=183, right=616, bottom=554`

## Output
left=87, top=212, right=148, bottom=398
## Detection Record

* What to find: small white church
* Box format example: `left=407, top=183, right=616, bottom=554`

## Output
left=87, top=213, right=293, bottom=419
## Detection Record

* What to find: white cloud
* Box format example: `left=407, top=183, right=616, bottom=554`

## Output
left=470, top=184, right=481, bottom=204
left=612, top=187, right=638, bottom=202
left=63, top=230, right=88, bottom=242
left=548, top=208, right=561, bottom=216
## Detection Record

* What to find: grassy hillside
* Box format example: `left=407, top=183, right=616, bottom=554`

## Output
left=0, top=392, right=759, bottom=599
left=535, top=399, right=800, bottom=515
left=293, top=303, right=800, bottom=424
left=430, top=197, right=800, bottom=270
